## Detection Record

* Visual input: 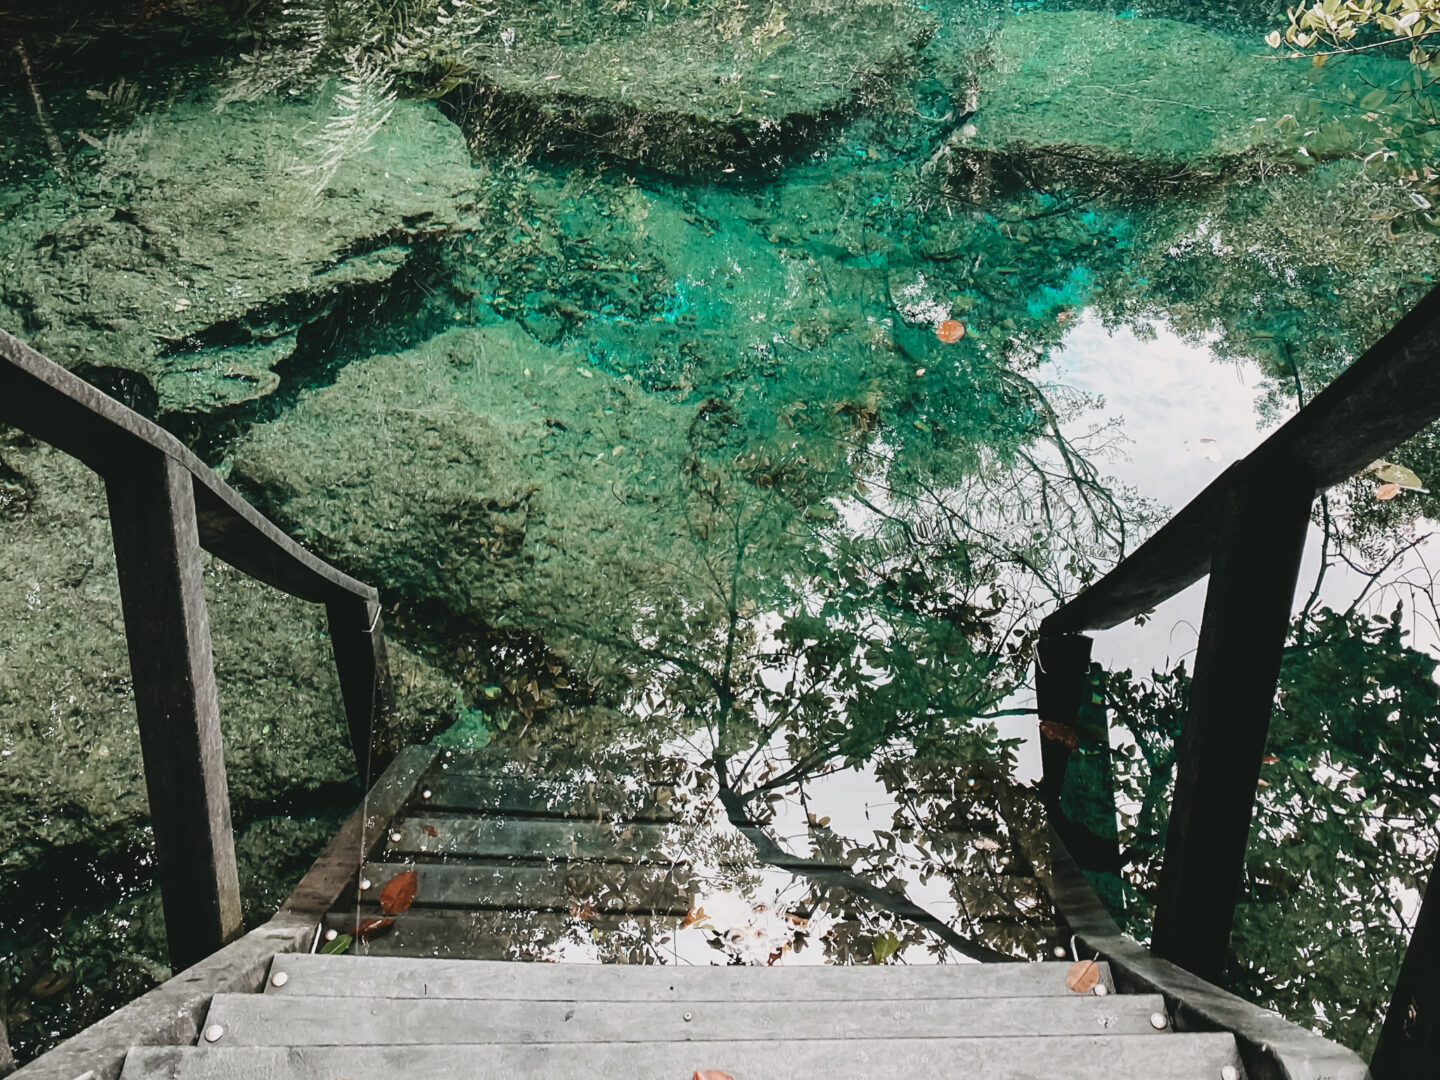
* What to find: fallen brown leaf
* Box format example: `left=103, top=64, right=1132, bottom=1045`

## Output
left=355, top=916, right=394, bottom=942
left=1066, top=958, right=1100, bottom=994
left=379, top=869, right=418, bottom=915
left=694, top=1072, right=735, bottom=1080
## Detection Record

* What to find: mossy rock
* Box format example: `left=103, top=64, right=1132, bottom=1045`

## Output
left=944, top=11, right=1412, bottom=195
left=436, top=0, right=934, bottom=176
left=0, top=433, right=455, bottom=880
left=0, top=96, right=477, bottom=417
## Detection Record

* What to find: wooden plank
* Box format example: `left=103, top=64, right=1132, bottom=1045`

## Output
left=201, top=992, right=1172, bottom=1045
left=1045, top=282, right=1440, bottom=634
left=1046, top=826, right=1370, bottom=1080
left=385, top=816, right=685, bottom=862
left=0, top=328, right=377, bottom=608
left=106, top=448, right=242, bottom=972
left=8, top=913, right=314, bottom=1080
left=122, top=1034, right=1245, bottom=1080
left=326, top=595, right=391, bottom=773
left=1371, top=855, right=1440, bottom=1080
left=421, top=772, right=680, bottom=821
left=283, top=746, right=439, bottom=917
left=1150, top=479, right=1314, bottom=982
left=262, top=953, right=1117, bottom=1001
left=320, top=908, right=677, bottom=962
left=358, top=860, right=692, bottom=915
left=436, top=746, right=678, bottom=784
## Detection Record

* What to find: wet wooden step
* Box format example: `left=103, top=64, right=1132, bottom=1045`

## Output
left=262, top=953, right=1118, bottom=1000
left=201, top=992, right=1173, bottom=1045
left=384, top=815, right=689, bottom=862
left=358, top=860, right=692, bottom=915
left=419, top=772, right=681, bottom=821
left=123, top=1034, right=1244, bottom=1080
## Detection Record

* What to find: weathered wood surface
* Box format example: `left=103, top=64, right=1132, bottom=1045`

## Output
left=283, top=746, right=439, bottom=917
left=261, top=953, right=1116, bottom=1000
left=202, top=992, right=1171, bottom=1045
left=1370, top=855, right=1440, bottom=1080
left=0, top=327, right=376, bottom=607
left=1045, top=827, right=1369, bottom=1080
left=1150, top=479, right=1314, bottom=982
left=1044, top=282, right=1440, bottom=635
left=121, top=1034, right=1245, bottom=1080
left=106, top=448, right=243, bottom=972
left=386, top=815, right=686, bottom=862
left=321, top=908, right=676, bottom=961
left=422, top=771, right=679, bottom=821
left=359, top=860, right=692, bottom=914
left=326, top=594, right=391, bottom=773
left=6, top=915, right=314, bottom=1080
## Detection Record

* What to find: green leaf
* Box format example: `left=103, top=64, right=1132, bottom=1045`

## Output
left=1360, top=88, right=1389, bottom=110
left=872, top=930, right=903, bottom=963
left=319, top=933, right=353, bottom=955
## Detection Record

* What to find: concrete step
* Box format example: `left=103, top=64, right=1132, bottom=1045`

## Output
left=260, top=953, right=1119, bottom=1001
left=121, top=1034, right=1244, bottom=1080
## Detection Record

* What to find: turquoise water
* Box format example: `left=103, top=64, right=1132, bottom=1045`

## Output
left=2, top=0, right=1439, bottom=1064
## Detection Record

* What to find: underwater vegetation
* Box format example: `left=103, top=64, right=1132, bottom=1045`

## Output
left=2, top=0, right=1440, bottom=1064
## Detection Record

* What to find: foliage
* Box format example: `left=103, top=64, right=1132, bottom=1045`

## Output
left=1106, top=606, right=1440, bottom=1055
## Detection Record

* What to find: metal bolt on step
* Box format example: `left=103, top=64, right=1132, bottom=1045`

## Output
left=360, top=878, right=372, bottom=891
left=325, top=929, right=338, bottom=941
left=270, top=971, right=289, bottom=988
left=1093, top=984, right=1108, bottom=996
left=203, top=1025, right=224, bottom=1043
left=683, top=1012, right=693, bottom=1022
left=1149, top=1012, right=1168, bottom=1030
left=390, top=830, right=402, bottom=842
left=1221, top=1067, right=1239, bottom=1080
left=422, top=789, right=432, bottom=799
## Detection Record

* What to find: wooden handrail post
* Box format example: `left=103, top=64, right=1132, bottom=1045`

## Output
left=326, top=594, right=392, bottom=775
left=1150, top=476, right=1313, bottom=982
left=1035, top=633, right=1093, bottom=811
left=1371, top=855, right=1440, bottom=1079
left=106, top=449, right=243, bottom=973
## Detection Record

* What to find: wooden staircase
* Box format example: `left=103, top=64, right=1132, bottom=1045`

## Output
left=119, top=954, right=1246, bottom=1079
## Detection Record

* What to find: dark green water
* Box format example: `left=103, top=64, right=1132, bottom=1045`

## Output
left=2, top=0, right=1439, bottom=1065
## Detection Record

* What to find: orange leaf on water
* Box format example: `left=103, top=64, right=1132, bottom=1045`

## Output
left=1066, top=958, right=1100, bottom=994
left=355, top=916, right=394, bottom=942
left=694, top=1072, right=735, bottom=1080
left=1039, top=720, right=1080, bottom=750
left=680, top=905, right=708, bottom=930
left=1376, top=483, right=1403, bottom=501
left=379, top=870, right=418, bottom=915
left=421, top=824, right=439, bottom=838
left=935, top=319, right=966, bottom=344
left=1260, top=754, right=1279, bottom=765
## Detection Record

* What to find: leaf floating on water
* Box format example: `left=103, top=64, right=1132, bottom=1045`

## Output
left=935, top=319, right=966, bottom=344
left=1261, top=754, right=1280, bottom=765
left=680, top=905, right=709, bottom=930
left=1376, top=483, right=1403, bottom=501
left=1365, top=460, right=1427, bottom=490
left=319, top=933, right=352, bottom=955
left=356, top=916, right=395, bottom=942
left=872, top=930, right=903, bottom=963
left=421, top=823, right=439, bottom=837
left=694, top=1072, right=735, bottom=1080
left=1066, top=959, right=1100, bottom=994
left=379, top=869, right=419, bottom=915
left=1039, top=720, right=1079, bottom=749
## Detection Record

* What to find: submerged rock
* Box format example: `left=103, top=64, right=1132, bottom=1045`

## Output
left=438, top=0, right=934, bottom=175
left=0, top=96, right=477, bottom=417
left=0, top=433, right=455, bottom=880
left=942, top=11, right=1408, bottom=195
left=226, top=323, right=699, bottom=653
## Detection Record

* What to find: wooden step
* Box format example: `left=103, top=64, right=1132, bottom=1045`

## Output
left=122, top=1034, right=1244, bottom=1080
left=420, top=772, right=681, bottom=821
left=201, top=992, right=1170, bottom=1046
left=262, top=953, right=1119, bottom=1000
left=358, top=860, right=693, bottom=914
left=384, top=815, right=687, bottom=861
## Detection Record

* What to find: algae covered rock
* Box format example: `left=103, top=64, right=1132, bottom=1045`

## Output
left=441, top=0, right=934, bottom=175
left=226, top=323, right=700, bottom=650
left=944, top=10, right=1407, bottom=194
left=0, top=433, right=455, bottom=880
left=0, top=95, right=477, bottom=417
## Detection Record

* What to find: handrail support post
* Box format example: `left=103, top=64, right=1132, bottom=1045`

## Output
left=107, top=449, right=243, bottom=973
left=1151, top=475, right=1313, bottom=982
left=327, top=594, right=393, bottom=777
